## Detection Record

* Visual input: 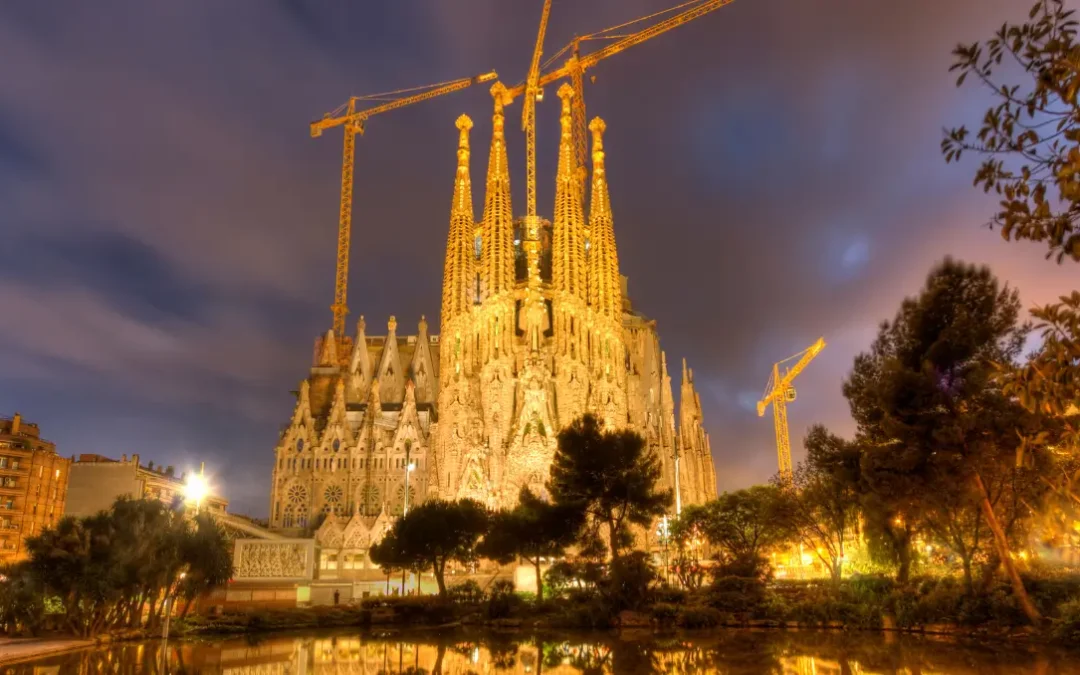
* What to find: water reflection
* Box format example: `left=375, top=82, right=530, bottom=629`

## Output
left=6, top=630, right=1079, bottom=674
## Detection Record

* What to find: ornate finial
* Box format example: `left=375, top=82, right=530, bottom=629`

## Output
left=456, top=114, right=473, bottom=171
left=418, top=315, right=428, bottom=335
left=682, top=357, right=689, bottom=381
left=388, top=315, right=397, bottom=333
left=589, top=117, right=606, bottom=165
left=557, top=83, right=575, bottom=129
left=490, top=81, right=509, bottom=119
left=357, top=315, right=366, bottom=335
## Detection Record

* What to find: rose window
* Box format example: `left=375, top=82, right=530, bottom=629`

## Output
left=287, top=484, right=307, bottom=505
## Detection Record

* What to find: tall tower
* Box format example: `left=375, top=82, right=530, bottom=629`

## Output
left=477, top=83, right=518, bottom=483
left=585, top=116, right=627, bottom=429
left=551, top=84, right=589, bottom=425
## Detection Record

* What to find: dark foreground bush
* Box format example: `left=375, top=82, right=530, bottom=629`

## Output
left=677, top=605, right=726, bottom=628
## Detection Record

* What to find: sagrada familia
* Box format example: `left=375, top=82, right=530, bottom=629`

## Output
left=268, top=83, right=717, bottom=537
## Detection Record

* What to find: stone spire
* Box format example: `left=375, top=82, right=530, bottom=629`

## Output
left=481, top=83, right=515, bottom=300
left=587, top=118, right=622, bottom=321
left=551, top=83, right=587, bottom=302
left=440, top=115, right=475, bottom=327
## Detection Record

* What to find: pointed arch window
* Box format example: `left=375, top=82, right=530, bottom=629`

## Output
left=332, top=439, right=341, bottom=452
left=296, top=439, right=304, bottom=452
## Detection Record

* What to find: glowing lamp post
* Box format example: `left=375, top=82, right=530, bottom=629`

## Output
left=184, top=462, right=209, bottom=515
left=403, top=462, right=415, bottom=515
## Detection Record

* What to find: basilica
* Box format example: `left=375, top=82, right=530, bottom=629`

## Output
left=268, top=82, right=717, bottom=540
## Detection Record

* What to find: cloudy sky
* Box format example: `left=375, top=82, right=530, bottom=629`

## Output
left=1, top=1, right=1076, bottom=516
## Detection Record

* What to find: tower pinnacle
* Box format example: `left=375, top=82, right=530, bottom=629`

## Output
left=587, top=117, right=622, bottom=320
left=441, top=115, right=476, bottom=328
left=552, top=83, right=586, bottom=302
left=481, top=83, right=514, bottom=300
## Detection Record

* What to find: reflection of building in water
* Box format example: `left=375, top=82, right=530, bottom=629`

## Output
left=213, top=636, right=600, bottom=675
left=780, top=655, right=851, bottom=675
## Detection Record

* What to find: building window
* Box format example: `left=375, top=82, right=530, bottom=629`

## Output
left=296, top=439, right=304, bottom=452
left=332, top=439, right=340, bottom=452
left=0, top=458, right=6, bottom=469
left=54, top=469, right=60, bottom=480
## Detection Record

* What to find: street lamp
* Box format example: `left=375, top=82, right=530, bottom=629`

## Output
left=403, top=462, right=415, bottom=515
left=670, top=417, right=682, bottom=516
left=184, top=462, right=209, bottom=515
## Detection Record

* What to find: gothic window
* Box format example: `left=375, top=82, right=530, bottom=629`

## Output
left=287, top=484, right=307, bottom=509
left=296, top=439, right=304, bottom=452
left=324, top=484, right=344, bottom=515
left=360, top=484, right=381, bottom=516
left=393, top=484, right=416, bottom=516
left=474, top=233, right=482, bottom=259
left=332, top=439, right=341, bottom=452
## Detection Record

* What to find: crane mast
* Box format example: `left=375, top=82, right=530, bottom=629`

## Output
left=522, top=0, right=553, bottom=219
left=311, top=71, right=498, bottom=338
left=757, top=338, right=826, bottom=480
left=507, top=0, right=738, bottom=197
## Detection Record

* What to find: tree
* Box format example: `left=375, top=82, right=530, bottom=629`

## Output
left=548, top=415, right=672, bottom=561
left=942, top=0, right=1080, bottom=261
left=942, top=0, right=1080, bottom=444
left=21, top=498, right=233, bottom=637
left=178, top=514, right=234, bottom=617
left=370, top=499, right=489, bottom=598
left=698, top=486, right=790, bottom=579
left=478, top=487, right=584, bottom=603
left=668, top=504, right=711, bottom=589
left=776, top=426, right=861, bottom=582
left=842, top=258, right=1054, bottom=623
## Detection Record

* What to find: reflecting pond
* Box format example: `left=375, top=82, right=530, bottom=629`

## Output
left=6, top=629, right=1080, bottom=674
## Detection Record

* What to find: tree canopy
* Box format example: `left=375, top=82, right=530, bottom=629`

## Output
left=369, top=498, right=489, bottom=597
left=478, top=487, right=584, bottom=603
left=547, top=415, right=672, bottom=561
left=842, top=258, right=1054, bottom=621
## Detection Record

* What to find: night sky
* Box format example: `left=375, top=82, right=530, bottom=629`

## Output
left=2, top=1, right=1076, bottom=517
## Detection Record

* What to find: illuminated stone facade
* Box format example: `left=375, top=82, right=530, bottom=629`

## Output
left=268, top=86, right=716, bottom=532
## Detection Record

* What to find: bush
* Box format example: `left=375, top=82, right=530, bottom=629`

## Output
left=650, top=602, right=679, bottom=626
left=487, top=579, right=521, bottom=619
left=602, top=551, right=657, bottom=611
left=653, top=586, right=688, bottom=605
left=706, top=576, right=767, bottom=614
left=677, top=605, right=725, bottom=629
left=448, top=580, right=484, bottom=605
left=553, top=597, right=616, bottom=629
left=714, top=553, right=772, bottom=582
left=1052, top=598, right=1080, bottom=643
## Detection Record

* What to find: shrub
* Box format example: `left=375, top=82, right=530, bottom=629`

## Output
left=650, top=602, right=679, bottom=626
left=706, top=576, right=767, bottom=614
left=1052, top=598, right=1080, bottom=643
left=714, top=553, right=772, bottom=582
left=602, top=551, right=658, bottom=611
left=448, top=580, right=484, bottom=605
left=653, top=586, right=688, bottom=605
left=487, top=579, right=521, bottom=619
left=677, top=605, right=725, bottom=628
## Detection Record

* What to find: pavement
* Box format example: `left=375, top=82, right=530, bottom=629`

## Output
left=0, top=637, right=94, bottom=665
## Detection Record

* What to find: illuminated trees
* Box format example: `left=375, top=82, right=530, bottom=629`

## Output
left=842, top=259, right=1053, bottom=622
left=548, top=415, right=671, bottom=561
left=776, top=426, right=861, bottom=582
left=478, top=487, right=584, bottom=603
left=369, top=498, right=489, bottom=598
left=942, top=0, right=1080, bottom=446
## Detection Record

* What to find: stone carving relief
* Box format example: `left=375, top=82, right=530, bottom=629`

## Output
left=234, top=541, right=312, bottom=580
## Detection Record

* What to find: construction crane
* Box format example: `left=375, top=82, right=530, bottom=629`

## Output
left=757, top=338, right=826, bottom=480
left=311, top=71, right=498, bottom=338
left=507, top=0, right=738, bottom=199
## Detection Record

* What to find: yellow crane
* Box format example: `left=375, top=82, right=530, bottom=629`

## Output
left=311, top=71, right=498, bottom=338
left=507, top=0, right=739, bottom=200
left=757, top=338, right=826, bottom=480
